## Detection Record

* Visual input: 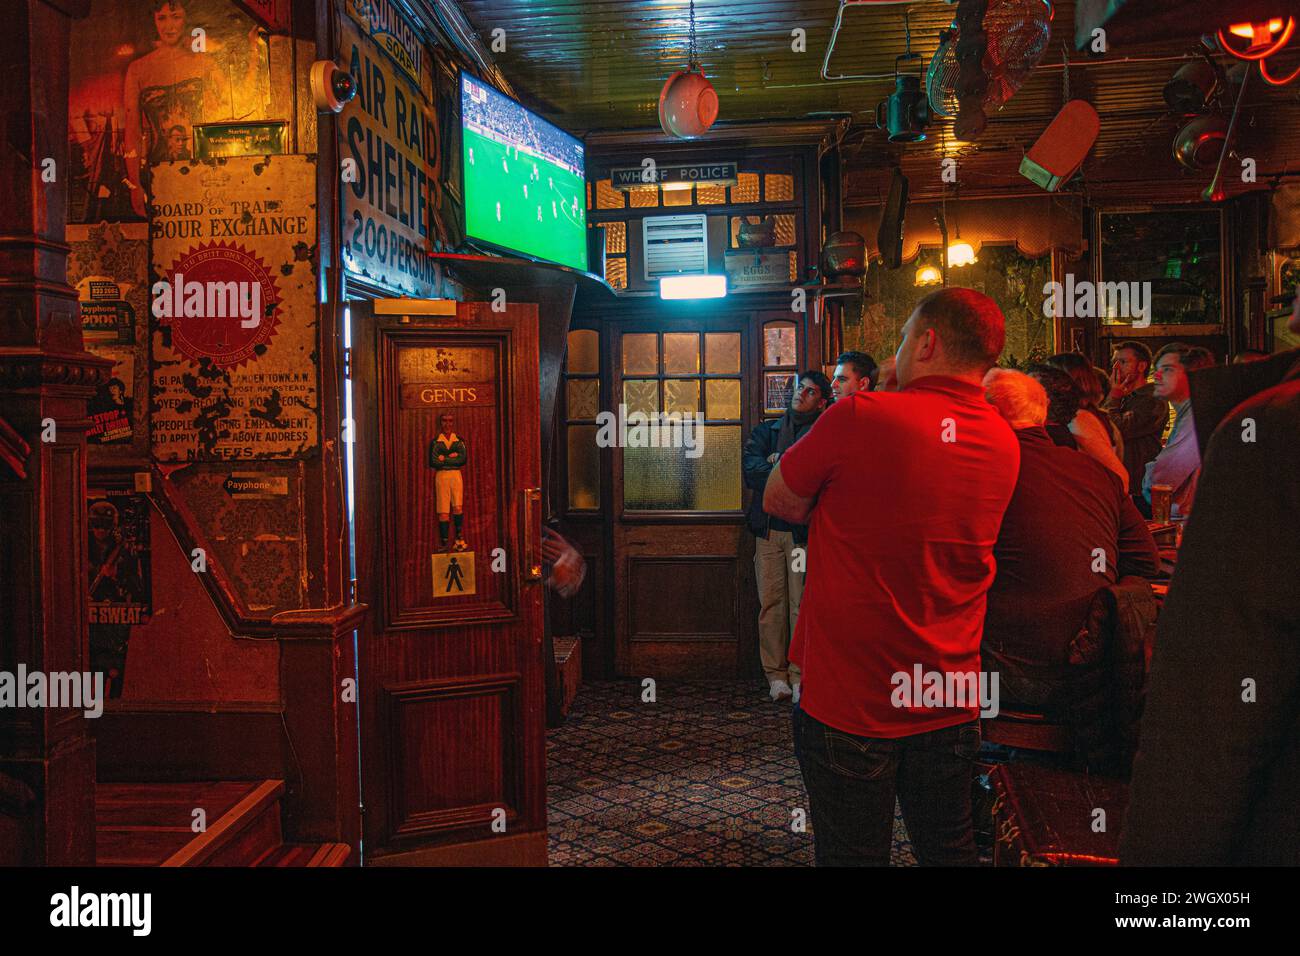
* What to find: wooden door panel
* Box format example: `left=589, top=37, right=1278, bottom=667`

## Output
left=379, top=334, right=519, bottom=626
left=608, top=317, right=756, bottom=678
left=353, top=301, right=545, bottom=864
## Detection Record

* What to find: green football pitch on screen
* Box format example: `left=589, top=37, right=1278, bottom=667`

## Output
left=463, top=128, right=588, bottom=272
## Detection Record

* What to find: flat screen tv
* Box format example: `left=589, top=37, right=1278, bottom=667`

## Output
left=460, top=72, right=587, bottom=272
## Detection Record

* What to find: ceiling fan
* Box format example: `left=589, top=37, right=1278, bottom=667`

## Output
left=926, top=0, right=1055, bottom=140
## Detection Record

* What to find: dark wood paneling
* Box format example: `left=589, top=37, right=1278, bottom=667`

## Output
left=354, top=302, right=546, bottom=863
left=383, top=675, right=522, bottom=840
left=367, top=828, right=546, bottom=866
left=630, top=556, right=738, bottom=639
left=380, top=335, right=513, bottom=627
left=92, top=712, right=286, bottom=783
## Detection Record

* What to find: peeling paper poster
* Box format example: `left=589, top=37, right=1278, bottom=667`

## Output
left=149, top=155, right=319, bottom=460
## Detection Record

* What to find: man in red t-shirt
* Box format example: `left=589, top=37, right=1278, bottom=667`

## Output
left=764, top=287, right=1020, bottom=866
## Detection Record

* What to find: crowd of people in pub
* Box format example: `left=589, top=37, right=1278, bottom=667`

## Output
left=744, top=287, right=1300, bottom=866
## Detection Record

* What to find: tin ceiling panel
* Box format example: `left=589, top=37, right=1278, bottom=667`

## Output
left=456, top=1, right=1300, bottom=194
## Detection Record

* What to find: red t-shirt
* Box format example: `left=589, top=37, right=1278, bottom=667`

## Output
left=780, top=375, right=1020, bottom=738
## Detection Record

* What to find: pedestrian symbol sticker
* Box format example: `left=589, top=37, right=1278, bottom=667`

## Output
left=432, top=551, right=476, bottom=598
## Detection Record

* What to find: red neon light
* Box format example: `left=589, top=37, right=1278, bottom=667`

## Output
left=1217, top=17, right=1294, bottom=60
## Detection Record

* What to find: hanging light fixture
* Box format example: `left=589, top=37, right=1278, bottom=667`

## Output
left=946, top=188, right=977, bottom=268
left=659, top=0, right=719, bottom=138
left=915, top=264, right=942, bottom=286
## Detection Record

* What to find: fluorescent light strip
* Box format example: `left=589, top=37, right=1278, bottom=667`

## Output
left=659, top=275, right=727, bottom=300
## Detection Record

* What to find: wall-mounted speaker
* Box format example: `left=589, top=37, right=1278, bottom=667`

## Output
left=1020, top=100, right=1100, bottom=191
left=878, top=169, right=909, bottom=270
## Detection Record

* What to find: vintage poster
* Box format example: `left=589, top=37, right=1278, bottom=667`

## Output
left=337, top=10, right=458, bottom=296
left=68, top=222, right=151, bottom=452
left=88, top=490, right=153, bottom=698
left=764, top=371, right=796, bottom=414
left=88, top=348, right=136, bottom=445
left=68, top=0, right=271, bottom=223
left=149, top=154, right=319, bottom=460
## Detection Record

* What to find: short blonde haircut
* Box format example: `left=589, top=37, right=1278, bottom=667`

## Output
left=983, top=368, right=1048, bottom=428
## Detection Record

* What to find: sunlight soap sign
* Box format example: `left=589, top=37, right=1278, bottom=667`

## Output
left=149, top=155, right=319, bottom=460
left=337, top=10, right=455, bottom=296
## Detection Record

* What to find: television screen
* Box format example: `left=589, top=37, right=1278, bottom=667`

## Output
left=460, top=73, right=588, bottom=272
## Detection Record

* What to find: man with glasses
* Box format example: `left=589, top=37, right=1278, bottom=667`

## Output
left=743, top=371, right=832, bottom=703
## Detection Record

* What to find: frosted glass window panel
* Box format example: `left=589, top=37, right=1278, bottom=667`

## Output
left=663, top=379, right=700, bottom=415
left=629, top=185, right=659, bottom=208
left=788, top=251, right=798, bottom=283
left=567, top=378, right=600, bottom=420
left=764, top=322, right=797, bottom=367
left=765, top=173, right=795, bottom=202
left=775, top=214, right=796, bottom=247
left=596, top=179, right=624, bottom=209
left=705, top=332, right=740, bottom=374
left=567, top=426, right=600, bottom=510
left=662, top=186, right=693, bottom=207
left=567, top=329, right=599, bottom=374
left=706, top=379, right=741, bottom=420
left=692, top=426, right=742, bottom=510
left=731, top=172, right=760, bottom=204
left=697, top=183, right=726, bottom=205
left=663, top=332, right=700, bottom=374
left=623, top=379, right=658, bottom=416
left=623, top=425, right=742, bottom=511
left=622, top=333, right=659, bottom=374
left=605, top=221, right=627, bottom=254
left=606, top=257, right=628, bottom=290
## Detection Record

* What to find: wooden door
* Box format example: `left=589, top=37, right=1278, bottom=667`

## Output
left=610, top=316, right=756, bottom=678
left=350, top=300, right=546, bottom=865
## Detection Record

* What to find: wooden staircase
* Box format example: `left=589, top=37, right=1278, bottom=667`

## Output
left=95, top=780, right=350, bottom=867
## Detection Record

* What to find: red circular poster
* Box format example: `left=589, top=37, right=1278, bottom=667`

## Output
left=157, top=241, right=281, bottom=368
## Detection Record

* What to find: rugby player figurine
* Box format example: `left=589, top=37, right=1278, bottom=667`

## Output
left=430, top=413, right=469, bottom=552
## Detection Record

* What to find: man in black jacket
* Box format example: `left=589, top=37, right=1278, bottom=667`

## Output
left=742, top=370, right=831, bottom=703
left=1122, top=294, right=1300, bottom=865
left=1104, top=340, right=1170, bottom=508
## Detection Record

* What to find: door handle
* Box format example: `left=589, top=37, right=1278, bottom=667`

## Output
left=521, top=487, right=543, bottom=582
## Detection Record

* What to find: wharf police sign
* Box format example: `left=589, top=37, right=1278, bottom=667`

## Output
left=610, top=161, right=739, bottom=190
left=339, top=4, right=450, bottom=297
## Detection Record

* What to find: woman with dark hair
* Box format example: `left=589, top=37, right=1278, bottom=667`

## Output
left=1051, top=352, right=1126, bottom=450
left=1043, top=354, right=1130, bottom=491
left=1026, top=364, right=1081, bottom=450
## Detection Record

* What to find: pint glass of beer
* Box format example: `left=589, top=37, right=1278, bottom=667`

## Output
left=1151, top=484, right=1173, bottom=524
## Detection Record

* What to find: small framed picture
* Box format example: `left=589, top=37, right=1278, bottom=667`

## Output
left=764, top=371, right=796, bottom=414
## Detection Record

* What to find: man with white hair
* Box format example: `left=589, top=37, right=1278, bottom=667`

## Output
left=981, top=369, right=1158, bottom=713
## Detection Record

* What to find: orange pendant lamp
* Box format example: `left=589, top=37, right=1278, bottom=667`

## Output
left=660, top=0, right=719, bottom=139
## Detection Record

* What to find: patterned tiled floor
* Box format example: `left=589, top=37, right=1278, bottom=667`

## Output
left=546, top=679, right=919, bottom=866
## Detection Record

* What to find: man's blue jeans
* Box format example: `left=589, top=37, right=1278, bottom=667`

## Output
left=792, top=703, right=981, bottom=866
